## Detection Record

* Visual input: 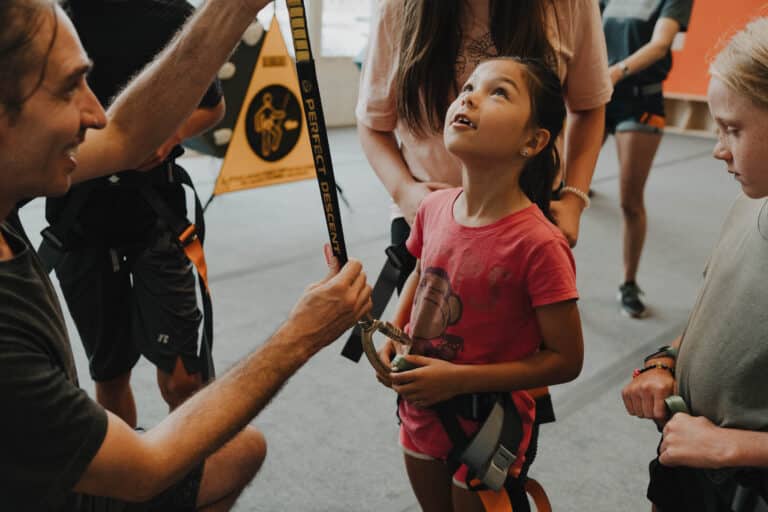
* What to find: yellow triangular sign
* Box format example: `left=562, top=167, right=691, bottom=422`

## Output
left=214, top=16, right=315, bottom=195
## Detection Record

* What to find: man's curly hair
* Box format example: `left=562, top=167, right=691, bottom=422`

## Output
left=0, top=0, right=58, bottom=120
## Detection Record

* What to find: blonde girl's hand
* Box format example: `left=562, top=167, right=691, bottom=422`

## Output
left=375, top=339, right=398, bottom=388
left=396, top=181, right=453, bottom=226
left=389, top=355, right=461, bottom=408
left=659, top=414, right=733, bottom=468
left=621, top=367, right=675, bottom=422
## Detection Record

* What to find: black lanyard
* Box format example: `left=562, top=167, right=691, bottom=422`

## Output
left=284, top=2, right=413, bottom=368
left=286, top=0, right=349, bottom=265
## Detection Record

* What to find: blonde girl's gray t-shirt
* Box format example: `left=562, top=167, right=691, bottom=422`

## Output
left=676, top=195, right=768, bottom=430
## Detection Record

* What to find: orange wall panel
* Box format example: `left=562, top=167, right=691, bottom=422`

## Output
left=664, top=0, right=768, bottom=98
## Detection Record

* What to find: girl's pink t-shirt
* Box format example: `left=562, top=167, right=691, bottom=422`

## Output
left=399, top=188, right=578, bottom=459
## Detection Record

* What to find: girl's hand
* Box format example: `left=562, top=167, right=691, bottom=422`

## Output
left=395, top=181, right=453, bottom=226
left=375, top=339, right=398, bottom=388
left=621, top=367, right=675, bottom=422
left=659, top=414, right=733, bottom=468
left=389, top=355, right=461, bottom=408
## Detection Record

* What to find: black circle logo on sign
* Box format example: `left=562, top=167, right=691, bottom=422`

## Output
left=245, top=84, right=302, bottom=162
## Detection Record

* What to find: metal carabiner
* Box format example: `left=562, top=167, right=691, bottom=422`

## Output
left=358, top=317, right=413, bottom=375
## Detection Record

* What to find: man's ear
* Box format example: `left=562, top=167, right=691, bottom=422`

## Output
left=524, top=127, right=551, bottom=158
left=0, top=119, right=8, bottom=147
left=0, top=106, right=13, bottom=143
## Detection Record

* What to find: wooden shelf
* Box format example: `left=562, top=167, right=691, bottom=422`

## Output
left=663, top=94, right=716, bottom=138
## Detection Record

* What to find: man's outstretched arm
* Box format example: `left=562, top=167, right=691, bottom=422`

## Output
left=74, top=257, right=372, bottom=501
left=73, top=0, right=270, bottom=183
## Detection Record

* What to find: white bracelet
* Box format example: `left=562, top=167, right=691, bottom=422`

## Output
left=560, top=186, right=591, bottom=209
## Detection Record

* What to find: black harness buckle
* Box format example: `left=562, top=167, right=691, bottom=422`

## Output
left=40, top=226, right=66, bottom=251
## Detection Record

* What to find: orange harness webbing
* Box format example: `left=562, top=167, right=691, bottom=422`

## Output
left=476, top=477, right=552, bottom=511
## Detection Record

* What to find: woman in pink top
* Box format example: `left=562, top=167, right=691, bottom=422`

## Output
left=376, top=57, right=585, bottom=512
left=356, top=0, right=613, bottom=292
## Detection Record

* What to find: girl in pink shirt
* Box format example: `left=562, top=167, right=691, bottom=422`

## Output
left=377, top=57, right=585, bottom=512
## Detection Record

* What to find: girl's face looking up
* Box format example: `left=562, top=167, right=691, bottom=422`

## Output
left=708, top=77, right=768, bottom=199
left=444, top=59, right=542, bottom=166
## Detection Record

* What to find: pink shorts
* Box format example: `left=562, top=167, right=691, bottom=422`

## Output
left=399, top=424, right=473, bottom=487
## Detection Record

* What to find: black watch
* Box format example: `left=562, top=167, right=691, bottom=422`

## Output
left=643, top=345, right=678, bottom=364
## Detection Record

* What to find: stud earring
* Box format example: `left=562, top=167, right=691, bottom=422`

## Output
left=520, top=149, right=529, bottom=157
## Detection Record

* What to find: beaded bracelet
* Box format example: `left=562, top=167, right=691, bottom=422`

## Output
left=632, top=362, right=674, bottom=378
left=560, top=186, right=591, bottom=209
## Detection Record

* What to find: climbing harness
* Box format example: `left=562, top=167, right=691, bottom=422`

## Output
left=664, top=394, right=689, bottom=416
left=37, top=148, right=215, bottom=381
left=435, top=391, right=552, bottom=511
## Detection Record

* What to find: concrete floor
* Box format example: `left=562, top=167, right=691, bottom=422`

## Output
left=19, top=128, right=733, bottom=511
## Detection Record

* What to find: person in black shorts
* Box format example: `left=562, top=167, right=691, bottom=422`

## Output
left=46, top=0, right=226, bottom=425
left=0, top=2, right=371, bottom=509
left=600, top=0, right=692, bottom=318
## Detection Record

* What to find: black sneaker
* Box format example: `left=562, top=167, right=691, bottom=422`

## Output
left=618, top=282, right=646, bottom=318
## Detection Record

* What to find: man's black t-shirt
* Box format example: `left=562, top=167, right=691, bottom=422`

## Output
left=602, top=0, right=693, bottom=87
left=46, top=0, right=223, bottom=246
left=0, top=212, right=108, bottom=510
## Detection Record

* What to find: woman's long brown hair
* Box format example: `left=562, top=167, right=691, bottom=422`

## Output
left=394, top=0, right=559, bottom=137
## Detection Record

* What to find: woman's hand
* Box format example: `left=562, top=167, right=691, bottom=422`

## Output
left=389, top=355, right=461, bottom=408
left=608, top=63, right=624, bottom=86
left=659, top=414, right=734, bottom=468
left=550, top=193, right=586, bottom=247
left=622, top=366, right=675, bottom=422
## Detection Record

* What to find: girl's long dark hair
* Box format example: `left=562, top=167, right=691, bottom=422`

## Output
left=513, top=57, right=566, bottom=222
left=395, top=0, right=558, bottom=137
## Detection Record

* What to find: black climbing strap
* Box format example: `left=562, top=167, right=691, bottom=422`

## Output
left=139, top=164, right=215, bottom=382
left=286, top=0, right=348, bottom=266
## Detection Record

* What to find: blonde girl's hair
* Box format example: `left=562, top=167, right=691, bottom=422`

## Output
left=710, top=17, right=768, bottom=109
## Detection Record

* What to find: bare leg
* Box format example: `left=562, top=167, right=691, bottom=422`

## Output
left=158, top=356, right=203, bottom=411
left=615, top=130, right=662, bottom=283
left=95, top=371, right=137, bottom=428
left=452, top=485, right=487, bottom=512
left=404, top=454, right=454, bottom=512
left=196, top=426, right=267, bottom=511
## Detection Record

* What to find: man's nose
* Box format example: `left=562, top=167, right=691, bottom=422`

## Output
left=81, top=85, right=107, bottom=130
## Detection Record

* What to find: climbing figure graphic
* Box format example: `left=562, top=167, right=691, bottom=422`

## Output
left=253, top=92, right=290, bottom=158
